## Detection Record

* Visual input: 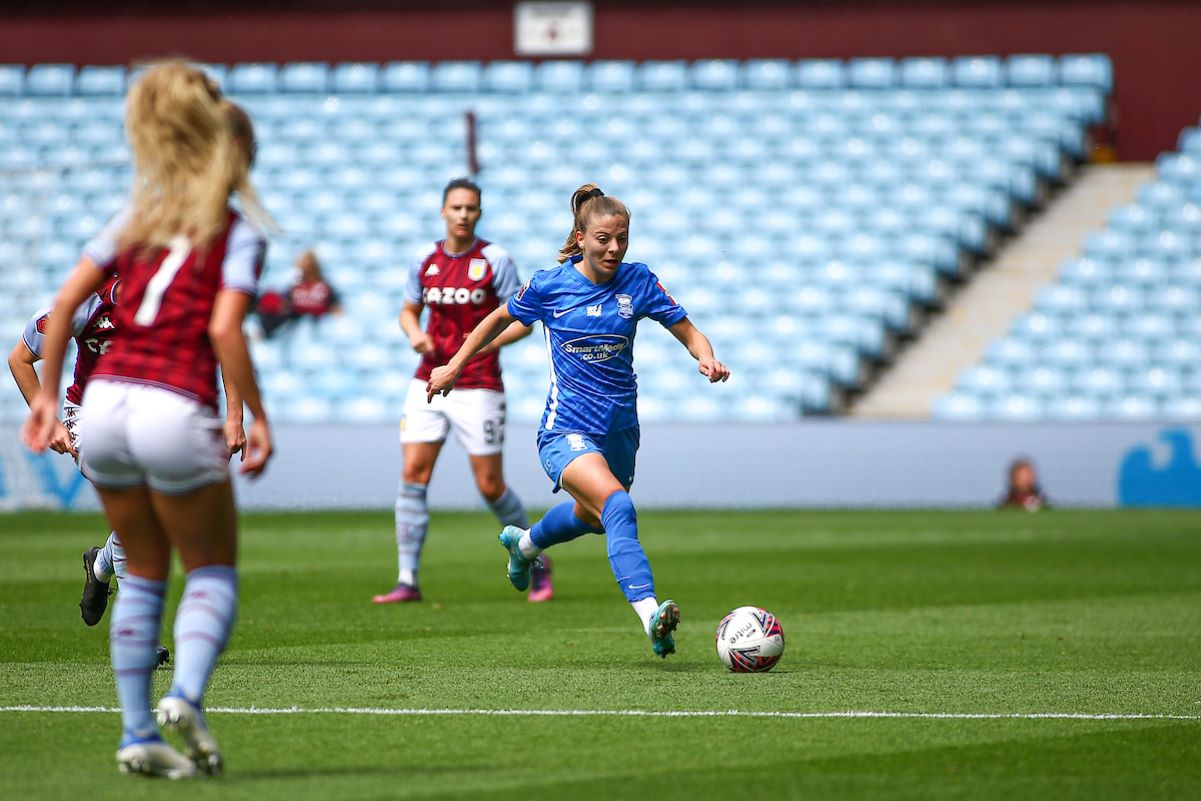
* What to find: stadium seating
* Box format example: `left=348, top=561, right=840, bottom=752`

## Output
left=938, top=117, right=1201, bottom=419
left=0, top=55, right=1110, bottom=423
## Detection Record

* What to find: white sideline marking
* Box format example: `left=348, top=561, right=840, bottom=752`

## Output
left=1, top=705, right=1198, bottom=721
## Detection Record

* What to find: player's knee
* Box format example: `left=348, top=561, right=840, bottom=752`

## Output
left=600, top=490, right=637, bottom=537
left=475, top=474, right=505, bottom=502
left=403, top=464, right=434, bottom=485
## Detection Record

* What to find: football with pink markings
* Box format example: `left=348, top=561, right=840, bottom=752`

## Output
left=715, top=606, right=785, bottom=673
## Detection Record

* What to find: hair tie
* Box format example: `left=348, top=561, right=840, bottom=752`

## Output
left=574, top=187, right=605, bottom=212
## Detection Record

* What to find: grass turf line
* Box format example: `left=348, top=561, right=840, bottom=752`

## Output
left=0, top=508, right=1198, bottom=800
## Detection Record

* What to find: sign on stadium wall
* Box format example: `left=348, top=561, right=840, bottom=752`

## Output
left=514, top=1, right=593, bottom=56
left=3, top=423, right=1198, bottom=511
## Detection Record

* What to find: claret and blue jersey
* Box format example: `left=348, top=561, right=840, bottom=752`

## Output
left=507, top=255, right=687, bottom=436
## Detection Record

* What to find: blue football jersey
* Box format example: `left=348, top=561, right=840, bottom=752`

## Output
left=508, top=256, right=687, bottom=435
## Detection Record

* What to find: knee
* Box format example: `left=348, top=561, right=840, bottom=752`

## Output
left=600, top=490, right=637, bottom=536
left=402, top=465, right=433, bottom=485
left=476, top=475, right=505, bottom=503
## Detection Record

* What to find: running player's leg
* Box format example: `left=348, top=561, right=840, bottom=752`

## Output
left=559, top=440, right=678, bottom=658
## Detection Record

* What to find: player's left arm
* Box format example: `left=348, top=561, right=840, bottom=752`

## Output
left=668, top=318, right=730, bottom=384
left=219, top=367, right=247, bottom=460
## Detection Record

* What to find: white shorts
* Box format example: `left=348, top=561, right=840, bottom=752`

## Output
left=78, top=379, right=229, bottom=495
left=401, top=378, right=506, bottom=456
left=63, top=400, right=83, bottom=467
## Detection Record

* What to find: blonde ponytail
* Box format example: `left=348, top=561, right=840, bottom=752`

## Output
left=118, top=60, right=250, bottom=253
left=557, top=183, right=631, bottom=263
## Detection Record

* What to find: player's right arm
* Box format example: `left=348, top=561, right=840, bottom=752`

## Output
left=399, top=300, right=433, bottom=354
left=426, top=304, right=518, bottom=401
left=7, top=335, right=74, bottom=455
left=20, top=259, right=105, bottom=453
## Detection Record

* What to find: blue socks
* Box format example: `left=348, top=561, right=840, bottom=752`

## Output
left=601, top=491, right=656, bottom=603
left=93, top=531, right=125, bottom=583
left=395, top=481, right=429, bottom=583
left=531, top=501, right=603, bottom=549
left=110, top=575, right=166, bottom=740
left=171, top=566, right=238, bottom=706
left=488, top=487, right=529, bottom=528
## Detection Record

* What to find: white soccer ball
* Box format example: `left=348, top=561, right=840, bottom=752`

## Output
left=715, top=606, right=785, bottom=673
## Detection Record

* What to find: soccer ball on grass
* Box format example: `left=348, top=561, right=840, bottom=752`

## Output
left=715, top=606, right=784, bottom=672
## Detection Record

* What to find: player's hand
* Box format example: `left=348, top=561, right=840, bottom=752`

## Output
left=409, top=332, right=434, bottom=354
left=426, top=364, right=460, bottom=402
left=20, top=393, right=59, bottom=454
left=48, top=420, right=76, bottom=456
left=224, top=419, right=247, bottom=461
left=240, top=417, right=272, bottom=478
left=698, top=357, right=730, bottom=383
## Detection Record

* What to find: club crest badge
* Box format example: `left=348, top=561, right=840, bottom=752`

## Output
left=468, top=258, right=488, bottom=281
left=616, top=293, right=633, bottom=319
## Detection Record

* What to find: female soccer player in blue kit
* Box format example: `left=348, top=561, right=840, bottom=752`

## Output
left=427, top=184, right=730, bottom=658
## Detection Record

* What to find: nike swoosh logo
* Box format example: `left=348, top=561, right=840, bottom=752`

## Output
left=552, top=308, right=575, bottom=318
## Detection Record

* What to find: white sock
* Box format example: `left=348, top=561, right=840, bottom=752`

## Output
left=632, top=596, right=660, bottom=635
left=517, top=530, right=542, bottom=560
left=398, top=568, right=417, bottom=587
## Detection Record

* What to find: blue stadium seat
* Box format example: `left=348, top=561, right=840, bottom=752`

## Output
left=1058, top=53, right=1113, bottom=93
left=847, top=58, right=896, bottom=89
left=430, top=61, right=482, bottom=92
left=587, top=60, right=635, bottom=92
left=279, top=62, right=329, bottom=93
left=380, top=61, right=430, bottom=92
left=228, top=63, right=279, bottom=94
left=898, top=57, right=948, bottom=88
left=1045, top=394, right=1102, bottom=420
left=533, top=60, right=584, bottom=92
left=952, top=56, right=1003, bottom=88
left=989, top=393, right=1044, bottom=420
left=0, top=64, right=24, bottom=96
left=1158, top=153, right=1201, bottom=185
left=1104, top=395, right=1158, bottom=420
left=742, top=59, right=791, bottom=90
left=795, top=59, right=845, bottom=89
left=25, top=64, right=75, bottom=96
left=956, top=365, right=1012, bottom=395
left=932, top=392, right=986, bottom=420
left=75, top=65, right=125, bottom=95
left=1136, top=181, right=1185, bottom=210
left=330, top=63, right=379, bottom=93
left=638, top=60, right=688, bottom=91
left=482, top=61, right=533, bottom=93
left=691, top=59, right=739, bottom=90
left=1005, top=54, right=1055, bottom=87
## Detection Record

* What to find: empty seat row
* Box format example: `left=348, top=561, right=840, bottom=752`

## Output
left=0, top=55, right=1112, bottom=97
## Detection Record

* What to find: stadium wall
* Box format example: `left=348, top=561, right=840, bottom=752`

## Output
left=4, top=422, right=1199, bottom=511
left=1, top=0, right=1199, bottom=159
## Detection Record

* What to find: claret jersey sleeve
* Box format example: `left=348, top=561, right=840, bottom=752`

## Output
left=483, top=243, right=522, bottom=302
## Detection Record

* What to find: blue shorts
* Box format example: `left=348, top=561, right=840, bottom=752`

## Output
left=537, top=426, right=640, bottom=492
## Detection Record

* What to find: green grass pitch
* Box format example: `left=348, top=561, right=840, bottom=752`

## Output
left=1, top=508, right=1199, bottom=800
